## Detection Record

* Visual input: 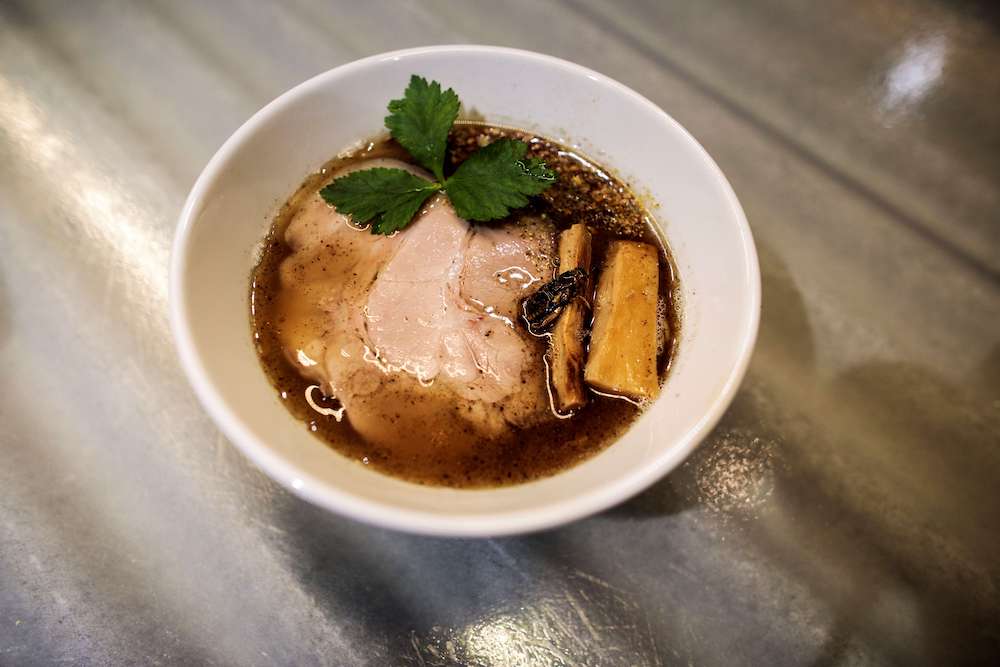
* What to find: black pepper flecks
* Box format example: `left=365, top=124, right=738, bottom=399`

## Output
left=449, top=123, right=650, bottom=238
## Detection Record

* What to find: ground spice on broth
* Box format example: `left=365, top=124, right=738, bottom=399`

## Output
left=250, top=122, right=680, bottom=488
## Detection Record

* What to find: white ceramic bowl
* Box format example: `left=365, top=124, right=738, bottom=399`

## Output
left=170, top=45, right=759, bottom=536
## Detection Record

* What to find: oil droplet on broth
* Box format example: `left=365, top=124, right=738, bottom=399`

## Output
left=305, top=385, right=346, bottom=422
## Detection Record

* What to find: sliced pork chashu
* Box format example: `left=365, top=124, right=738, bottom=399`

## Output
left=275, top=161, right=553, bottom=451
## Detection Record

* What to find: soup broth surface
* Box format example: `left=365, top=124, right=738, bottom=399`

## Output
left=250, top=123, right=679, bottom=487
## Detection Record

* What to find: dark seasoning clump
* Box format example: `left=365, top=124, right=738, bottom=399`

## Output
left=250, top=123, right=680, bottom=488
left=449, top=123, right=651, bottom=238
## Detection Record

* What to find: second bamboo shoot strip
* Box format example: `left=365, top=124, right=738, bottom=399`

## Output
left=550, top=223, right=592, bottom=412
left=584, top=240, right=660, bottom=401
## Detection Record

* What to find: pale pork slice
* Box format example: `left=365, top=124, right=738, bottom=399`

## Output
left=460, top=218, right=554, bottom=322
left=364, top=195, right=472, bottom=382
left=276, top=158, right=423, bottom=388
left=456, top=315, right=548, bottom=428
left=455, top=220, right=555, bottom=424
left=277, top=168, right=554, bottom=452
left=362, top=199, right=552, bottom=439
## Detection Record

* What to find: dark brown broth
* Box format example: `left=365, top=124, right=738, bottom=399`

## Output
left=250, top=123, right=680, bottom=487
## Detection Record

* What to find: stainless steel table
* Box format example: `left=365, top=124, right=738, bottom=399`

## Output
left=2, top=1, right=998, bottom=664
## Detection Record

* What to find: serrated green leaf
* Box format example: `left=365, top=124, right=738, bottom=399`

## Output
left=443, top=139, right=556, bottom=221
left=320, top=79, right=556, bottom=234
left=384, top=75, right=459, bottom=182
left=320, top=168, right=439, bottom=235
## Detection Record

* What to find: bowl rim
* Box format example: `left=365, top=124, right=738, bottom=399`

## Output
left=169, top=44, right=760, bottom=537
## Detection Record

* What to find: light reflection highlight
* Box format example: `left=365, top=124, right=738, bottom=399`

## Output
left=296, top=349, right=318, bottom=367
left=0, top=74, right=168, bottom=308
left=879, top=33, right=947, bottom=123
left=304, top=385, right=345, bottom=422
left=407, top=568, right=658, bottom=666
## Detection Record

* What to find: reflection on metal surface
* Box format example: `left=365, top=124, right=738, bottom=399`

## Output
left=680, top=427, right=777, bottom=522
left=879, top=33, right=947, bottom=123
left=407, top=570, right=659, bottom=666
left=2, top=0, right=999, bottom=663
left=0, top=75, right=167, bottom=308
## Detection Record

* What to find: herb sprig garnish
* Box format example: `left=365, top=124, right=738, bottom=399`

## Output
left=320, top=76, right=556, bottom=234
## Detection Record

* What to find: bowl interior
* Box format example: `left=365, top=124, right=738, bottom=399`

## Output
left=171, top=46, right=758, bottom=536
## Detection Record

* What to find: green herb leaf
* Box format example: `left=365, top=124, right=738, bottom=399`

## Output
left=320, top=168, right=440, bottom=235
left=443, top=139, right=556, bottom=221
left=321, top=78, right=556, bottom=235
left=384, top=75, right=459, bottom=182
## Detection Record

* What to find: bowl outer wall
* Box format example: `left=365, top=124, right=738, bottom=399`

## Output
left=169, top=45, right=760, bottom=536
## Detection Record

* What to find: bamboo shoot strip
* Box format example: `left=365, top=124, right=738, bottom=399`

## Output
left=550, top=223, right=592, bottom=412
left=584, top=240, right=660, bottom=401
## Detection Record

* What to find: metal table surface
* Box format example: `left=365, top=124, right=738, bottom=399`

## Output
left=1, top=1, right=998, bottom=665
